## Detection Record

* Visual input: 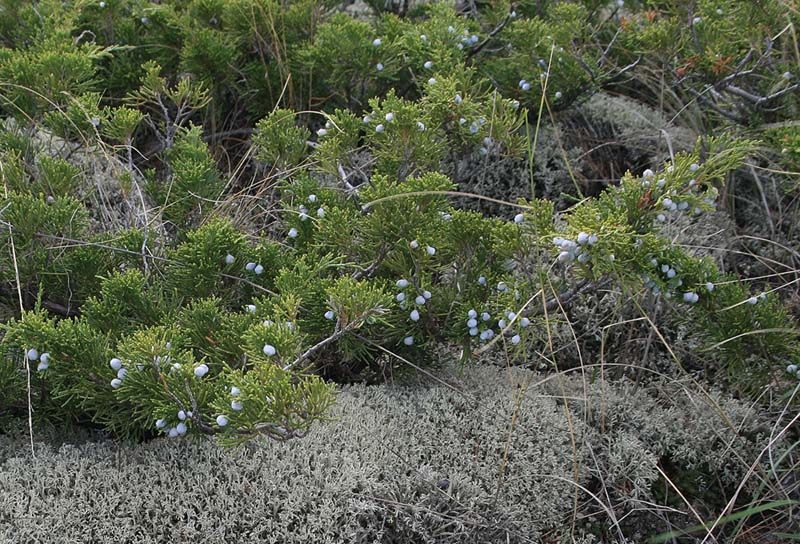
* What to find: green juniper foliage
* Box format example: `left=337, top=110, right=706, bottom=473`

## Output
left=0, top=0, right=798, bottom=454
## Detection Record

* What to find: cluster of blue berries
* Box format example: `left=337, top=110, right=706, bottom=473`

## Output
left=786, top=364, right=800, bottom=380
left=641, top=165, right=712, bottom=222
left=463, top=308, right=530, bottom=344
left=156, top=410, right=190, bottom=438
left=27, top=348, right=51, bottom=372
left=553, top=232, right=598, bottom=264
left=395, top=277, right=433, bottom=346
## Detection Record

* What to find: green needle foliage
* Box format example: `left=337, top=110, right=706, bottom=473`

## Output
left=0, top=0, right=798, bottom=454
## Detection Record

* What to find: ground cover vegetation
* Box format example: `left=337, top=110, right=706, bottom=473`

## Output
left=0, top=0, right=798, bottom=541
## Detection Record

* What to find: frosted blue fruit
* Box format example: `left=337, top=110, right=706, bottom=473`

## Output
left=497, top=281, right=507, bottom=291
left=316, top=208, right=325, bottom=218
left=40, top=353, right=50, bottom=365
left=507, top=312, right=517, bottom=321
left=522, top=82, right=531, bottom=91
left=485, top=329, right=494, bottom=339
left=263, top=344, right=276, bottom=356
left=396, top=292, right=405, bottom=302
left=375, top=124, right=385, bottom=133
left=178, top=410, right=187, bottom=421
left=231, top=400, right=243, bottom=411
left=288, top=228, right=299, bottom=238
left=156, top=419, right=167, bottom=429
left=747, top=297, right=758, bottom=305
left=99, top=1, right=106, bottom=6
left=682, top=292, right=695, bottom=303
left=661, top=264, right=670, bottom=273
left=511, top=335, right=521, bottom=345
left=117, top=368, right=128, bottom=380
left=469, top=327, right=478, bottom=336
left=321, top=310, right=334, bottom=322
left=454, top=94, right=463, bottom=104
left=468, top=310, right=477, bottom=319
left=514, top=213, right=524, bottom=224
left=363, top=116, right=371, bottom=123
left=168, top=428, right=178, bottom=438
left=376, top=63, right=384, bottom=71
left=216, top=415, right=229, bottom=427
left=555, top=91, right=562, bottom=99
left=410, top=310, right=420, bottom=322
left=385, top=113, right=394, bottom=122
left=254, top=264, right=264, bottom=275
left=480, top=331, right=489, bottom=341
left=176, top=423, right=187, bottom=435
left=706, top=282, right=714, bottom=292
left=246, top=262, right=256, bottom=271
left=111, top=378, right=122, bottom=389
left=520, top=317, right=531, bottom=328
left=410, top=240, right=419, bottom=249
left=37, top=361, right=49, bottom=371
left=141, top=17, right=148, bottom=23
left=397, top=279, right=409, bottom=288
left=558, top=251, right=572, bottom=263
left=656, top=214, right=666, bottom=222
left=171, top=363, right=181, bottom=372
left=415, top=294, right=425, bottom=305
left=26, top=349, right=38, bottom=361
left=225, top=254, right=235, bottom=264
left=577, top=253, right=591, bottom=263
left=469, top=122, right=479, bottom=134
left=373, top=38, right=382, bottom=46
left=667, top=269, right=676, bottom=279
left=424, top=61, right=433, bottom=69
left=426, top=246, right=436, bottom=256
left=588, top=234, right=598, bottom=245
left=230, top=386, right=241, bottom=396
left=403, top=336, right=414, bottom=346
left=481, top=312, right=491, bottom=321
left=663, top=198, right=673, bottom=209
left=467, top=318, right=478, bottom=328
left=308, top=194, right=317, bottom=203
left=428, top=78, right=437, bottom=84
left=416, top=122, right=425, bottom=132
left=783, top=71, right=792, bottom=79
left=194, top=364, right=209, bottom=378
left=246, top=304, right=257, bottom=313
left=478, top=276, right=487, bottom=285
left=317, top=128, right=327, bottom=137
left=420, top=34, right=427, bottom=42
left=423, top=290, right=432, bottom=300
left=498, top=319, right=507, bottom=329
left=787, top=364, right=798, bottom=374
left=689, top=163, right=699, bottom=172
left=459, top=118, right=466, bottom=125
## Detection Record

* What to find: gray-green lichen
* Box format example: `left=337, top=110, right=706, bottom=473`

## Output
left=0, top=363, right=774, bottom=543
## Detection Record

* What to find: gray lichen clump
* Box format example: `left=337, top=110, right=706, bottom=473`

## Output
left=0, top=364, right=771, bottom=543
